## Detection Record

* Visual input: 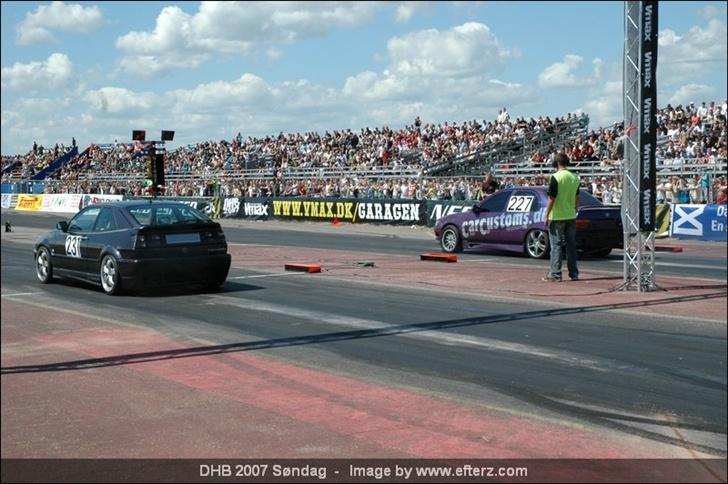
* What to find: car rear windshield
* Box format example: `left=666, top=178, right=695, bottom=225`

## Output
left=578, top=192, right=603, bottom=207
left=126, top=204, right=211, bottom=226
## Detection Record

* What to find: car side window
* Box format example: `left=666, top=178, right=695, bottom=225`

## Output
left=68, top=207, right=101, bottom=233
left=93, top=208, right=117, bottom=232
left=481, top=191, right=510, bottom=212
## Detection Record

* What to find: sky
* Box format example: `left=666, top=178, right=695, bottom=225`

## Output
left=1, top=1, right=726, bottom=155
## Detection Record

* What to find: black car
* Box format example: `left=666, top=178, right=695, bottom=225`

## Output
left=34, top=201, right=231, bottom=295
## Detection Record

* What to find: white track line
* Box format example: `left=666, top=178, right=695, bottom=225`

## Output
left=209, top=294, right=630, bottom=373
left=1, top=292, right=41, bottom=297
left=228, top=272, right=306, bottom=280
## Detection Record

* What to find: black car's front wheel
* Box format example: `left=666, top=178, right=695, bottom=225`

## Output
left=440, top=225, right=463, bottom=253
left=36, top=247, right=54, bottom=283
left=100, top=255, right=122, bottom=295
left=525, top=229, right=550, bottom=259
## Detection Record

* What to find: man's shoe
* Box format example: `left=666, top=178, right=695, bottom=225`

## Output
left=570, top=275, right=579, bottom=281
left=542, top=275, right=561, bottom=282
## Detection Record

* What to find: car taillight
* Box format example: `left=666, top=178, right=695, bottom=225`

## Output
left=202, top=229, right=226, bottom=242
left=576, top=219, right=591, bottom=229
left=134, top=234, right=163, bottom=248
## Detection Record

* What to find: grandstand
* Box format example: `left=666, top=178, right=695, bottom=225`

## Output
left=2, top=101, right=726, bottom=204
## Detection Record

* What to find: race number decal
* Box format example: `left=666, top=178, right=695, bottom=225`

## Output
left=65, top=235, right=82, bottom=258
left=507, top=196, right=534, bottom=212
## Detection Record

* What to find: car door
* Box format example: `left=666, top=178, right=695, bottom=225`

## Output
left=474, top=190, right=511, bottom=243
left=83, top=207, right=120, bottom=273
left=62, top=206, right=102, bottom=273
left=501, top=189, right=540, bottom=244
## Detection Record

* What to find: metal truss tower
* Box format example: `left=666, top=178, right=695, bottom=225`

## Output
left=622, top=1, right=658, bottom=292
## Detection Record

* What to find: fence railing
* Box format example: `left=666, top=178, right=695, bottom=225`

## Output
left=422, top=114, right=590, bottom=176
left=3, top=157, right=725, bottom=190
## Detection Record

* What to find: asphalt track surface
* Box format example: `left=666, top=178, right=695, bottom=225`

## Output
left=4, top=210, right=727, bottom=281
left=1, top=211, right=727, bottom=463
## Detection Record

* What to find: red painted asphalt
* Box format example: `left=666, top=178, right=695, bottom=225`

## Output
left=227, top=244, right=727, bottom=322
left=2, top=299, right=679, bottom=459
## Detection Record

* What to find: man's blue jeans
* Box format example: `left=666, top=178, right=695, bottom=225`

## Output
left=548, top=219, right=578, bottom=279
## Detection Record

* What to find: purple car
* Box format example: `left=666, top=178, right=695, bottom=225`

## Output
left=434, top=187, right=622, bottom=258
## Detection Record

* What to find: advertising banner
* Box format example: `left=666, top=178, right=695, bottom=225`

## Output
left=40, top=194, right=83, bottom=213
left=221, top=197, right=270, bottom=220
left=81, top=194, right=124, bottom=208
left=639, top=0, right=658, bottom=230
left=670, top=204, right=726, bottom=241
left=15, top=194, right=44, bottom=211
left=269, top=198, right=426, bottom=225
left=1, top=193, right=12, bottom=209
left=655, top=203, right=671, bottom=238
left=425, top=200, right=474, bottom=227
left=170, top=198, right=219, bottom=218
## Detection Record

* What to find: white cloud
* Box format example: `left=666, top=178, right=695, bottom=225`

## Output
left=698, top=4, right=726, bottom=20
left=16, top=2, right=103, bottom=45
left=1, top=53, right=74, bottom=91
left=2, top=21, right=536, bottom=154
left=85, top=87, right=156, bottom=115
left=395, top=2, right=427, bottom=22
left=658, top=18, right=727, bottom=86
left=341, top=23, right=533, bottom=126
left=170, top=74, right=277, bottom=113
left=667, top=84, right=717, bottom=106
left=386, top=22, right=516, bottom=78
left=538, top=55, right=604, bottom=88
left=266, top=47, right=283, bottom=61
left=582, top=80, right=623, bottom=128
left=116, top=2, right=382, bottom=75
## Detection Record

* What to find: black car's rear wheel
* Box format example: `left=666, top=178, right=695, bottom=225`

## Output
left=440, top=225, right=463, bottom=253
left=525, top=229, right=550, bottom=259
left=100, top=255, right=122, bottom=295
left=36, top=247, right=54, bottom=283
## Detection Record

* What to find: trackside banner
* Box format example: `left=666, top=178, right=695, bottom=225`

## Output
left=670, top=204, right=727, bottom=241
left=40, top=194, right=83, bottom=213
left=269, top=198, right=426, bottom=225
left=426, top=200, right=474, bottom=227
left=81, top=194, right=123, bottom=208
left=1, top=193, right=12, bottom=209
left=221, top=197, right=270, bottom=220
left=655, top=203, right=671, bottom=238
left=163, top=197, right=219, bottom=218
left=15, top=194, right=44, bottom=211
left=639, top=0, right=658, bottom=230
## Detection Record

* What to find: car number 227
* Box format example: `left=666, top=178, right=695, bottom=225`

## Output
left=507, top=196, right=534, bottom=212
left=65, top=235, right=82, bottom=257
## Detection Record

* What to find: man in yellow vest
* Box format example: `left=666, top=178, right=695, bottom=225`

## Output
left=543, top=152, right=580, bottom=282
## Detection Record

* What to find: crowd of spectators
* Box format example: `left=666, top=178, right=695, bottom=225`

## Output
left=6, top=109, right=587, bottom=183
left=4, top=101, right=726, bottom=205
left=2, top=141, right=74, bottom=179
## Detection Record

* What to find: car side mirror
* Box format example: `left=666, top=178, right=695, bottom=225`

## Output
left=56, top=221, right=68, bottom=232
left=472, top=204, right=481, bottom=213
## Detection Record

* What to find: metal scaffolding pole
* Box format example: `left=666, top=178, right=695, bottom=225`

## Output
left=622, top=1, right=658, bottom=292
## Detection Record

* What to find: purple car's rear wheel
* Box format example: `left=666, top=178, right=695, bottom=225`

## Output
left=525, top=229, right=549, bottom=259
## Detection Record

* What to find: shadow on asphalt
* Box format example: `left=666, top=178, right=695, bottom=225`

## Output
left=50, top=279, right=263, bottom=298
left=4, top=290, right=724, bottom=376
left=3, top=289, right=726, bottom=456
